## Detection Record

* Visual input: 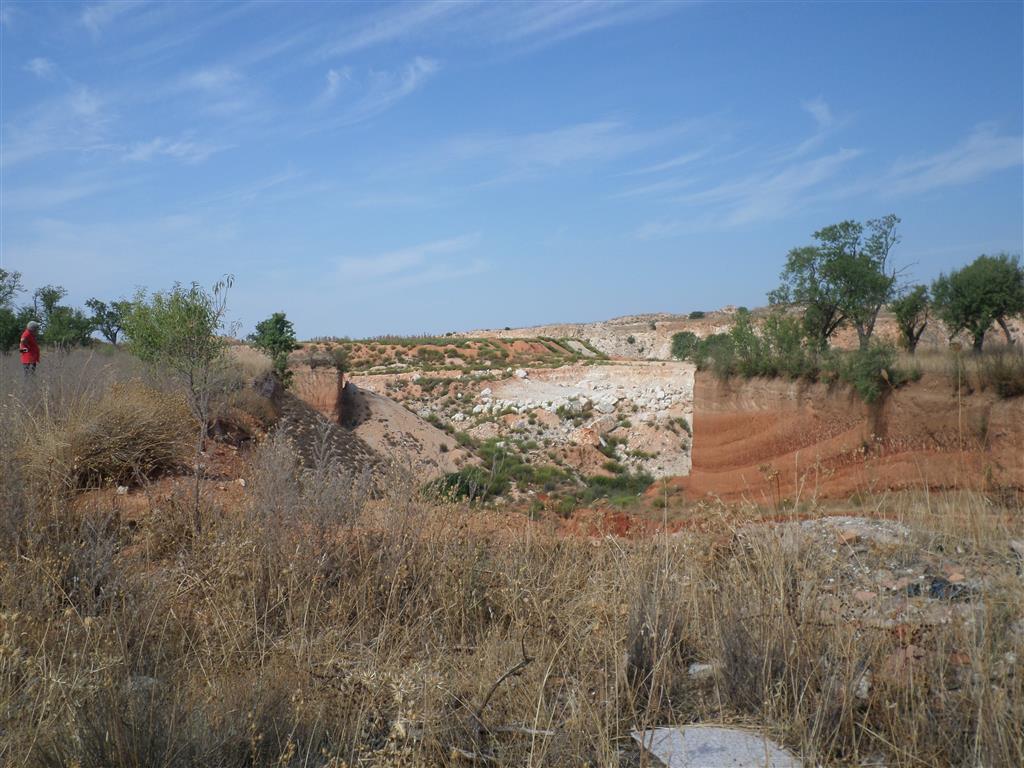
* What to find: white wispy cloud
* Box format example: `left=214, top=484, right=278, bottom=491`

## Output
left=801, top=97, right=834, bottom=129
left=2, top=174, right=127, bottom=210
left=624, top=150, right=709, bottom=176
left=313, top=1, right=686, bottom=61
left=438, top=119, right=681, bottom=186
left=24, top=57, right=56, bottom=79
left=80, top=0, right=143, bottom=36
left=337, top=233, right=482, bottom=283
left=313, top=57, right=439, bottom=130
left=179, top=65, right=241, bottom=92
left=637, top=146, right=863, bottom=237
left=881, top=124, right=1022, bottom=196
left=612, top=176, right=698, bottom=200
left=495, top=0, right=679, bottom=50
left=317, top=67, right=352, bottom=106
left=317, top=0, right=462, bottom=59
left=1, top=86, right=111, bottom=168
left=172, top=65, right=256, bottom=118
left=122, top=136, right=229, bottom=164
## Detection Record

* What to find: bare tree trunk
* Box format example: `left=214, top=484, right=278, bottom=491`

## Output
left=856, top=325, right=870, bottom=351
left=996, top=316, right=1015, bottom=345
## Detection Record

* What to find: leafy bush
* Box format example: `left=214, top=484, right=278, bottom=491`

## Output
left=248, top=312, right=299, bottom=387
left=434, top=439, right=569, bottom=501
left=688, top=310, right=706, bottom=319
left=578, top=470, right=654, bottom=503
left=670, top=331, right=699, bottom=361
left=833, top=343, right=899, bottom=404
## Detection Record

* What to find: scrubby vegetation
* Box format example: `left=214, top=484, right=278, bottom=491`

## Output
left=673, top=310, right=918, bottom=403
left=1, top=352, right=1021, bottom=765
left=666, top=223, right=1024, bottom=404
left=1, top=252, right=1022, bottom=766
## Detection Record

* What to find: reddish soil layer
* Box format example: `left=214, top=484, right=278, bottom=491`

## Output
left=675, top=373, right=1024, bottom=504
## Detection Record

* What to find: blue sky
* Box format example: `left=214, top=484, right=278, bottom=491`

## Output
left=2, top=0, right=1022, bottom=338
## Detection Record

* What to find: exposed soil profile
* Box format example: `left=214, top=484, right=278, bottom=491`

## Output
left=675, top=373, right=1024, bottom=504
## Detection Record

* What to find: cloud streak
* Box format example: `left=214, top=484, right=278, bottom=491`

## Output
left=80, top=1, right=143, bottom=36
left=1, top=86, right=112, bottom=168
left=310, top=57, right=439, bottom=130
left=317, top=1, right=462, bottom=59
left=337, top=233, right=483, bottom=284
left=638, top=146, right=864, bottom=237
left=881, top=124, right=1022, bottom=196
left=122, top=136, right=229, bottom=164
left=24, top=57, right=56, bottom=79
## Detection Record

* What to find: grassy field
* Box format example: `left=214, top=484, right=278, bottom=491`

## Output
left=1, top=350, right=1021, bottom=766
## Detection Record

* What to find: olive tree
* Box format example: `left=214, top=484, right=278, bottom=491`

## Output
left=890, top=285, right=930, bottom=353
left=932, top=253, right=1024, bottom=352
left=770, top=215, right=899, bottom=350
left=86, top=298, right=132, bottom=345
left=122, top=277, right=235, bottom=529
left=32, top=284, right=94, bottom=347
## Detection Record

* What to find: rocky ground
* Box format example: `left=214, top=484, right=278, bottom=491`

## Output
left=351, top=359, right=695, bottom=482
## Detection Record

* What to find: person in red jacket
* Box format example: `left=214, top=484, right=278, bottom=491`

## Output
left=19, top=320, right=40, bottom=375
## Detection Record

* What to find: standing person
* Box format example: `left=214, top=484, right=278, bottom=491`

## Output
left=19, top=320, right=40, bottom=375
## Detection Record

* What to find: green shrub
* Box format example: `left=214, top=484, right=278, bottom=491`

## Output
left=834, top=343, right=899, bottom=404
left=670, top=331, right=699, bottom=361
left=695, top=333, right=735, bottom=374
left=688, top=310, right=706, bottom=319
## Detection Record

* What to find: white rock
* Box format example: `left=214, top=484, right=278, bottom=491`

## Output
left=452, top=413, right=467, bottom=422
left=633, top=726, right=802, bottom=768
left=116, top=485, right=129, bottom=495
left=687, top=662, right=716, bottom=680
left=236, top=478, right=246, bottom=488
left=855, top=670, right=872, bottom=700
left=480, top=387, right=492, bottom=398
left=514, top=368, right=528, bottom=378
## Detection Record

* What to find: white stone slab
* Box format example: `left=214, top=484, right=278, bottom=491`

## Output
left=632, top=725, right=802, bottom=768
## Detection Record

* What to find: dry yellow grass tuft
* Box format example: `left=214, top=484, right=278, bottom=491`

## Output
left=227, top=343, right=274, bottom=380
left=18, top=380, right=195, bottom=493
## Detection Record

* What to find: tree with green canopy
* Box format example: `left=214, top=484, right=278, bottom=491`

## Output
left=31, top=284, right=94, bottom=347
left=86, top=298, right=132, bottom=345
left=123, top=277, right=235, bottom=530
left=770, top=215, right=900, bottom=350
left=932, top=253, right=1024, bottom=352
left=248, top=311, right=299, bottom=386
left=890, top=285, right=930, bottom=353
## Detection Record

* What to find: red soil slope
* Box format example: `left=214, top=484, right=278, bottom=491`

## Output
left=675, top=374, right=1023, bottom=504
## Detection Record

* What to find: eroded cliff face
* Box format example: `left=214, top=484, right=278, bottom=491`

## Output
left=678, top=374, right=1023, bottom=504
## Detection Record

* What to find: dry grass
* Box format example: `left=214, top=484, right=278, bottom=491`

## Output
left=897, top=344, right=1024, bottom=398
left=227, top=344, right=274, bottom=381
left=1, top=354, right=1021, bottom=766
left=17, top=381, right=195, bottom=495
